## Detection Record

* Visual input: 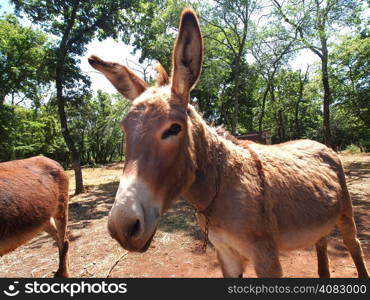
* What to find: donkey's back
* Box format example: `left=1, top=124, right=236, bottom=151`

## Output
left=0, top=156, right=70, bottom=277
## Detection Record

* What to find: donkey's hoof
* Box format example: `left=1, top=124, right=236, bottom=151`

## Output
left=54, top=270, right=70, bottom=278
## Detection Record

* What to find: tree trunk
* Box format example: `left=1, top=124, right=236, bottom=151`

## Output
left=231, top=58, right=241, bottom=135
left=320, top=39, right=332, bottom=148
left=120, top=137, right=125, bottom=162
left=270, top=83, right=285, bottom=142
left=258, top=84, right=270, bottom=132
left=295, top=78, right=304, bottom=139
left=56, top=63, right=84, bottom=195
left=80, top=130, right=85, bottom=164
left=274, top=113, right=282, bottom=142
left=294, top=99, right=301, bottom=140
left=278, top=109, right=286, bottom=142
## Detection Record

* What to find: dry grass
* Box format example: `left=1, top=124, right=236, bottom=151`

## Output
left=340, top=151, right=370, bottom=163
left=65, top=162, right=124, bottom=198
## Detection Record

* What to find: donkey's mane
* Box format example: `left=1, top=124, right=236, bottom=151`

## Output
left=214, top=125, right=256, bottom=149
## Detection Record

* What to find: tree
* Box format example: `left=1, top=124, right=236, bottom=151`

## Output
left=12, top=0, right=140, bottom=194
left=0, top=14, right=54, bottom=160
left=86, top=92, right=129, bottom=164
left=250, top=19, right=297, bottom=133
left=272, top=0, right=362, bottom=148
left=257, top=67, right=322, bottom=143
left=200, top=0, right=262, bottom=134
left=0, top=102, right=67, bottom=162
left=294, top=67, right=310, bottom=139
left=0, top=14, right=51, bottom=105
left=271, top=68, right=310, bottom=141
left=330, top=33, right=370, bottom=150
left=331, top=34, right=370, bottom=129
left=69, top=91, right=129, bottom=165
left=127, top=0, right=190, bottom=70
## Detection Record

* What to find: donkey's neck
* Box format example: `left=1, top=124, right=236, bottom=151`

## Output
left=183, top=105, right=255, bottom=211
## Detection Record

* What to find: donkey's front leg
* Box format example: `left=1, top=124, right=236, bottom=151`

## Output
left=208, top=228, right=246, bottom=277
left=209, top=233, right=246, bottom=277
left=216, top=247, right=245, bottom=278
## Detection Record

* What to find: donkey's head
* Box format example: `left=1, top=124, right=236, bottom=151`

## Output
left=88, top=8, right=203, bottom=252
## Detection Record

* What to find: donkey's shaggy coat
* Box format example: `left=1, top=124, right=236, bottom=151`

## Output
left=0, top=156, right=70, bottom=277
left=88, top=8, right=368, bottom=277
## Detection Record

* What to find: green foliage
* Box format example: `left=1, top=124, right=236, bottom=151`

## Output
left=0, top=103, right=67, bottom=162
left=0, top=104, right=17, bottom=160
left=272, top=0, right=362, bottom=52
left=9, top=0, right=146, bottom=109
left=345, top=144, right=362, bottom=153
left=128, top=0, right=190, bottom=69
left=257, top=68, right=323, bottom=143
left=68, top=91, right=129, bottom=165
left=331, top=34, right=370, bottom=128
left=328, top=32, right=370, bottom=151
left=0, top=92, right=129, bottom=165
left=1, top=0, right=369, bottom=169
left=9, top=0, right=143, bottom=195
left=0, top=14, right=52, bottom=104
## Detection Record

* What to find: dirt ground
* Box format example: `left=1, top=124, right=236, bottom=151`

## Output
left=1, top=152, right=369, bottom=278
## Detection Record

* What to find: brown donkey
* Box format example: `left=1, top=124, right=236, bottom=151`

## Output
left=88, top=8, right=369, bottom=277
left=0, top=156, right=70, bottom=277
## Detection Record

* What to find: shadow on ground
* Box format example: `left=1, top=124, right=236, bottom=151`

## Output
left=68, top=181, right=119, bottom=229
left=345, top=161, right=370, bottom=181
left=159, top=199, right=204, bottom=242
left=25, top=180, right=119, bottom=249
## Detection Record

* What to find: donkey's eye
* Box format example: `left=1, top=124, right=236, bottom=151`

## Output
left=161, top=123, right=182, bottom=139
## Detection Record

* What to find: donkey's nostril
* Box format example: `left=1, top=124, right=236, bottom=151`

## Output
left=128, top=219, right=141, bottom=238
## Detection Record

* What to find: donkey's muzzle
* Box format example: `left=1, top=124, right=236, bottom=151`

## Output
left=107, top=205, right=158, bottom=252
left=107, top=176, right=160, bottom=252
left=107, top=216, right=148, bottom=252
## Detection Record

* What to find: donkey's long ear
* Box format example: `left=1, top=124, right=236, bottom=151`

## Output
left=88, top=55, right=148, bottom=101
left=155, top=63, right=169, bottom=87
left=171, top=8, right=203, bottom=104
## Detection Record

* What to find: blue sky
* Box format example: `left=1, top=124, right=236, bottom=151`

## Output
left=0, top=0, right=13, bottom=14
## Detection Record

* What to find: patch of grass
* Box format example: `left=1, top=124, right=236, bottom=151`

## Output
left=159, top=200, right=199, bottom=235
left=159, top=213, right=195, bottom=232
left=345, top=144, right=362, bottom=154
